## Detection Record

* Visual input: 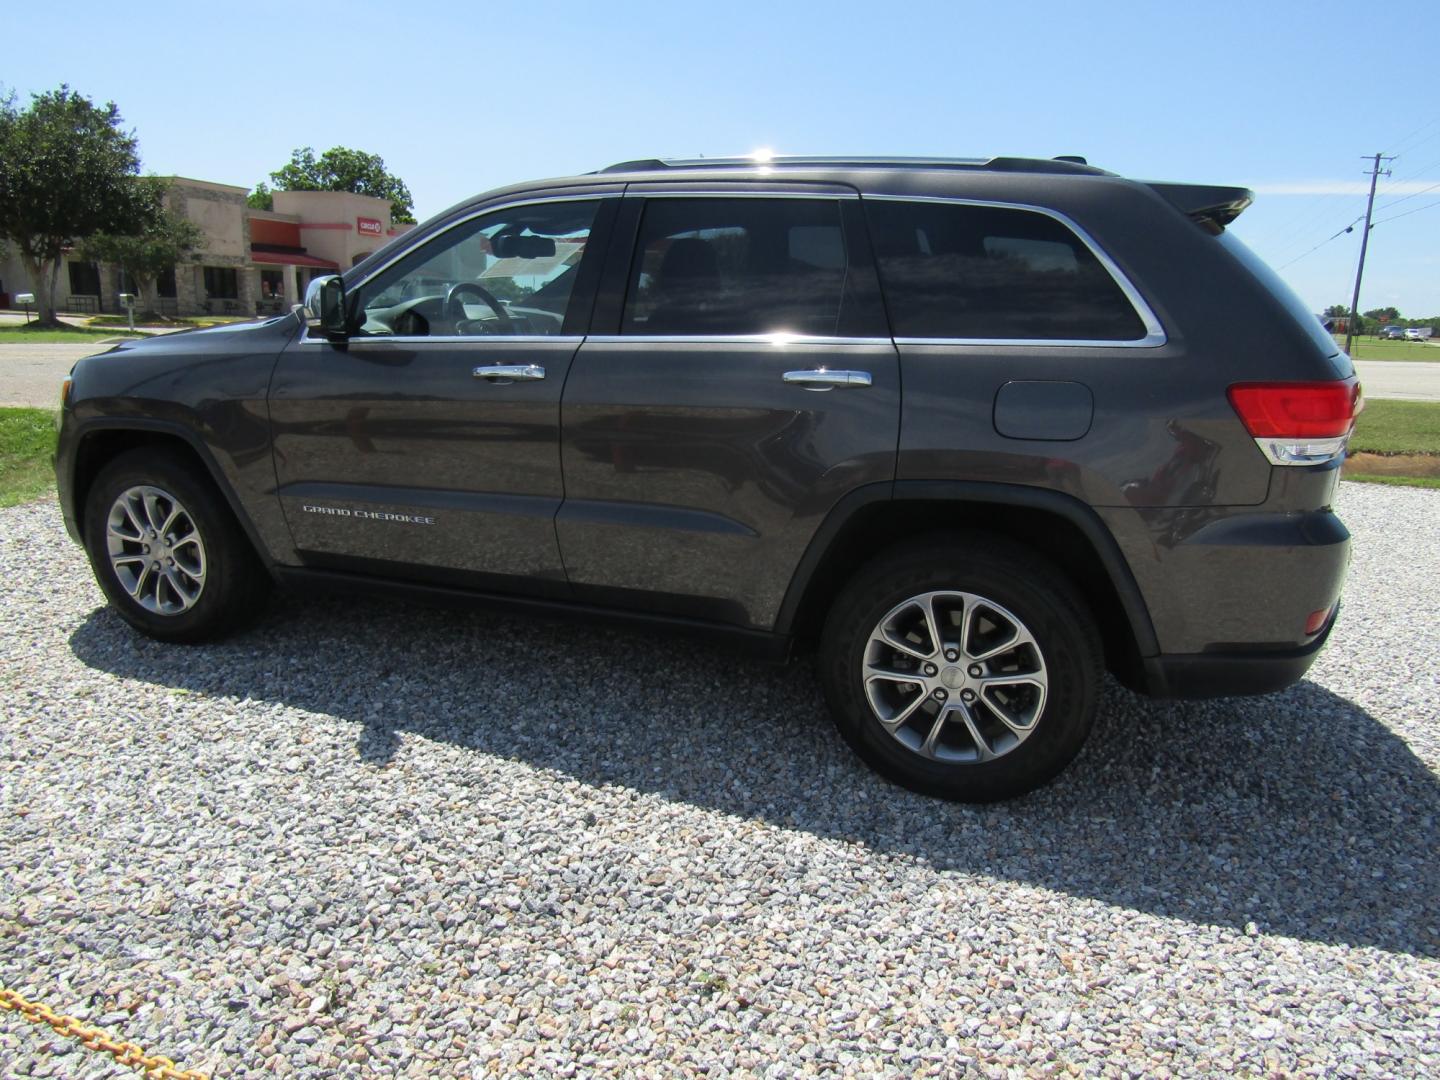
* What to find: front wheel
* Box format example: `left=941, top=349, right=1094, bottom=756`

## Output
left=82, top=448, right=269, bottom=642
left=819, top=535, right=1102, bottom=802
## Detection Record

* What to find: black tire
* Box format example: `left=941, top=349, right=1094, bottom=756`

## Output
left=82, top=447, right=269, bottom=642
left=819, top=533, right=1102, bottom=802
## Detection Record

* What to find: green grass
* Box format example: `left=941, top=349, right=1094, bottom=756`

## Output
left=1344, top=337, right=1439, bottom=362
left=0, top=323, right=135, bottom=343
left=0, top=407, right=58, bottom=507
left=1343, top=473, right=1440, bottom=490
left=1349, top=399, right=1440, bottom=455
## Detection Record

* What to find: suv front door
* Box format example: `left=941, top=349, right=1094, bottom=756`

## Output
left=556, top=185, right=900, bottom=630
left=269, top=191, right=617, bottom=591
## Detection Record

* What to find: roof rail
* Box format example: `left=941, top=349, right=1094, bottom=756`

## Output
left=597, top=155, right=1108, bottom=176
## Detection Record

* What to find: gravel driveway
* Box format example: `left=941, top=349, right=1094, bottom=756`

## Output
left=1, top=483, right=1436, bottom=1077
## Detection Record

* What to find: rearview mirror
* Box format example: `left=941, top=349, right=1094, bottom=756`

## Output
left=304, top=275, right=347, bottom=340
left=491, top=234, right=556, bottom=259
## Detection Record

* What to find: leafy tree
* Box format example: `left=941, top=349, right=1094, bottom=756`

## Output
left=79, top=200, right=203, bottom=318
left=1363, top=306, right=1401, bottom=323
left=1323, top=304, right=1351, bottom=318
left=0, top=86, right=161, bottom=326
left=253, top=146, right=415, bottom=223
left=246, top=182, right=274, bottom=211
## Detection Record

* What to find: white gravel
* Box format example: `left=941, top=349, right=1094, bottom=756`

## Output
left=1, top=481, right=1437, bottom=1078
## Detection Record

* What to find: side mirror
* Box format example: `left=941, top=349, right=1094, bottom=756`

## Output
left=304, top=275, right=348, bottom=340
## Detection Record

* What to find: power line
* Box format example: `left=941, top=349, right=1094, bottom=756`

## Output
left=1370, top=197, right=1440, bottom=227
left=1375, top=147, right=1440, bottom=197
left=1267, top=120, right=1439, bottom=256
left=1382, top=115, right=1440, bottom=157
left=1374, top=179, right=1440, bottom=213
left=1277, top=215, right=1364, bottom=269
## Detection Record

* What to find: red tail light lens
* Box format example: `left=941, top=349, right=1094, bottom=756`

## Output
left=1227, top=379, right=1362, bottom=439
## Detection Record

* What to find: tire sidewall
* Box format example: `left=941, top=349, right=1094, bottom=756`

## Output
left=821, top=546, right=1100, bottom=802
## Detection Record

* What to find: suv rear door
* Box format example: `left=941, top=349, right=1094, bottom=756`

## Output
left=556, top=183, right=899, bottom=630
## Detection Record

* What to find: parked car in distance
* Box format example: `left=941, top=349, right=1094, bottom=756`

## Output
left=55, top=153, right=1359, bottom=801
left=1381, top=325, right=1406, bottom=339
left=1403, top=327, right=1428, bottom=341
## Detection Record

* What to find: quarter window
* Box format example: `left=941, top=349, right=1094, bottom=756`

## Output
left=622, top=198, right=861, bottom=337
left=865, top=200, right=1146, bottom=341
left=350, top=200, right=601, bottom=337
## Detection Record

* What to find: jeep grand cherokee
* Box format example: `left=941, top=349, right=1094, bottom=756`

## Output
left=55, top=154, right=1358, bottom=801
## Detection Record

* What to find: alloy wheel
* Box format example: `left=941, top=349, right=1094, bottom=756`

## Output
left=862, top=590, right=1048, bottom=763
left=104, top=485, right=208, bottom=615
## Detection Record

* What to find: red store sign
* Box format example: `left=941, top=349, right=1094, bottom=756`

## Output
left=357, top=217, right=384, bottom=237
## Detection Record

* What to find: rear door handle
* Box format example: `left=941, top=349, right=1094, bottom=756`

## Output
left=473, top=364, right=546, bottom=382
left=782, top=369, right=873, bottom=391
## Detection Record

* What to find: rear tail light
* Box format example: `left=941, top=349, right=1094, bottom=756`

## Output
left=1227, top=378, right=1363, bottom=466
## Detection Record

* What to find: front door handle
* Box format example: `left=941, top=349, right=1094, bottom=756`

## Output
left=473, top=364, right=546, bottom=383
left=782, top=369, right=873, bottom=391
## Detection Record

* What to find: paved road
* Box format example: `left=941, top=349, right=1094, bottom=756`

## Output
left=1355, top=360, right=1440, bottom=402
left=4, top=344, right=1439, bottom=409
left=0, top=342, right=116, bottom=408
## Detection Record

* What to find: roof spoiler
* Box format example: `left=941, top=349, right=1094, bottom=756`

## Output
left=1145, top=181, right=1254, bottom=233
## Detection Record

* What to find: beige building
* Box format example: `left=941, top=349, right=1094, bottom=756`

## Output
left=0, top=177, right=414, bottom=317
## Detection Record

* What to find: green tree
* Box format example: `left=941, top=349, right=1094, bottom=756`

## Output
left=246, top=182, right=274, bottom=212
left=79, top=199, right=203, bottom=318
left=1364, top=306, right=1401, bottom=323
left=0, top=85, right=161, bottom=326
left=1323, top=303, right=1351, bottom=318
left=253, top=146, right=415, bottom=223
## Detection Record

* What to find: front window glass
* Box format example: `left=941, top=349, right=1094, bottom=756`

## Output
left=350, top=200, right=599, bottom=337
left=866, top=200, right=1146, bottom=340
left=622, top=198, right=853, bottom=336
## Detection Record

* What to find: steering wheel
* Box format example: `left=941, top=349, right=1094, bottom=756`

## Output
left=445, top=282, right=513, bottom=334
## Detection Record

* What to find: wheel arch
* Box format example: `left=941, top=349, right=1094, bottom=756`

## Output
left=68, top=420, right=276, bottom=571
left=777, top=481, right=1159, bottom=685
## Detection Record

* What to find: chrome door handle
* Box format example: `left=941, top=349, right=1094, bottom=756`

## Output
left=782, top=369, right=873, bottom=391
left=473, top=364, right=546, bottom=382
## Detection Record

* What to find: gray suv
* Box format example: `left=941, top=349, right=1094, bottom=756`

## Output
left=55, top=155, right=1359, bottom=801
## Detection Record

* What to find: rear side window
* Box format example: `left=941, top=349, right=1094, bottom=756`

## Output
left=865, top=200, right=1147, bottom=341
left=623, top=198, right=861, bottom=336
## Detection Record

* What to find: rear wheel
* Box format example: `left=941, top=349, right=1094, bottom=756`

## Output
left=82, top=448, right=269, bottom=642
left=819, top=535, right=1102, bottom=802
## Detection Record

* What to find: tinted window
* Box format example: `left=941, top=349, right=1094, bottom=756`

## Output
left=623, top=198, right=856, bottom=336
left=350, top=200, right=599, bottom=338
left=866, top=201, right=1146, bottom=341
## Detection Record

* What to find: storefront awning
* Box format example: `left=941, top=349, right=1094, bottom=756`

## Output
left=249, top=248, right=338, bottom=269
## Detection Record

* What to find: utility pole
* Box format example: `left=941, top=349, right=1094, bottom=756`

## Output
left=1344, top=152, right=1394, bottom=355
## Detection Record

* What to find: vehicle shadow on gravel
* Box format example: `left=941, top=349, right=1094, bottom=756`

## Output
left=70, top=594, right=1440, bottom=960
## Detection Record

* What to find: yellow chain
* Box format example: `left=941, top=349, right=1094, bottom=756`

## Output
left=0, top=985, right=210, bottom=1080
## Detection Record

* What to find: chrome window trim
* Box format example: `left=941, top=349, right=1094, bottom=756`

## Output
left=862, top=193, right=1167, bottom=349
left=585, top=334, right=890, bottom=346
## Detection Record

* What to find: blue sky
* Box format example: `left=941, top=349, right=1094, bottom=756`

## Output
left=6, top=0, right=1437, bottom=315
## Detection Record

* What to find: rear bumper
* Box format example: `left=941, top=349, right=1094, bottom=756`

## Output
left=1098, top=500, right=1350, bottom=658
left=1138, top=609, right=1336, bottom=698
